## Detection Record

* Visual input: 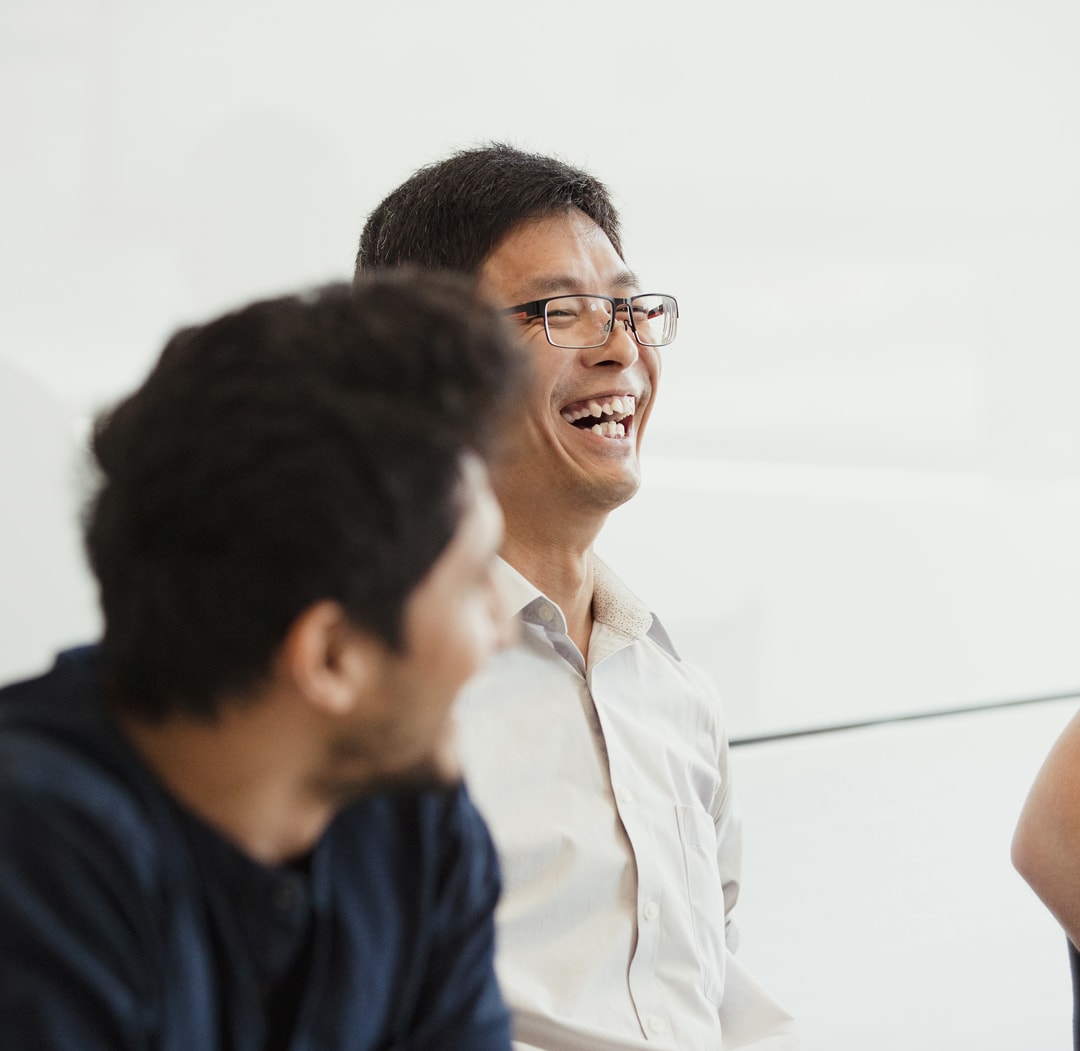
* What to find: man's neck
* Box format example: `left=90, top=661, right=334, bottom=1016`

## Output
left=117, top=698, right=333, bottom=867
left=501, top=532, right=597, bottom=661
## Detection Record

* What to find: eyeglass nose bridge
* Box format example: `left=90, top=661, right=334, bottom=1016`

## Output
left=586, top=298, right=627, bottom=349
left=610, top=299, right=638, bottom=343
left=579, top=298, right=647, bottom=349
left=598, top=315, right=633, bottom=344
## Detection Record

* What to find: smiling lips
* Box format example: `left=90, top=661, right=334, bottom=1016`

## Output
left=560, top=394, right=637, bottom=439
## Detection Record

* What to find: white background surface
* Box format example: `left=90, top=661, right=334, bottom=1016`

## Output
left=734, top=697, right=1077, bottom=1049
left=2, top=4, right=1079, bottom=1045
left=3, top=0, right=1079, bottom=736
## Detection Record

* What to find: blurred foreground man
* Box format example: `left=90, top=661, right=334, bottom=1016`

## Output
left=357, top=145, right=800, bottom=1049
left=0, top=271, right=528, bottom=1050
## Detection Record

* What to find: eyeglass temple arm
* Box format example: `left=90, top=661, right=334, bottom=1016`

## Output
left=501, top=301, right=544, bottom=320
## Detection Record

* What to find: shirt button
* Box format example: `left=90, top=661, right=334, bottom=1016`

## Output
left=274, top=882, right=298, bottom=911
left=537, top=604, right=555, bottom=623
left=618, top=786, right=635, bottom=805
left=643, top=901, right=660, bottom=921
left=646, top=1015, right=666, bottom=1035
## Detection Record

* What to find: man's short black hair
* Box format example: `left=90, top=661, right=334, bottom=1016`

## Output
left=84, top=269, right=526, bottom=721
left=356, top=143, right=623, bottom=278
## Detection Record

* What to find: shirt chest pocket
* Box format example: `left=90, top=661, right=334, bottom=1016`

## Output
left=675, top=803, right=727, bottom=1007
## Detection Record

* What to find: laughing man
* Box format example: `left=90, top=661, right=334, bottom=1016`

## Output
left=356, top=145, right=800, bottom=1050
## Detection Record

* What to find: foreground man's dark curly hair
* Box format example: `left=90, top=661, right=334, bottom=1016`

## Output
left=84, top=269, right=528, bottom=720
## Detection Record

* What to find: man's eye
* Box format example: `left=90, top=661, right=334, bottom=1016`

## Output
left=545, top=309, right=581, bottom=328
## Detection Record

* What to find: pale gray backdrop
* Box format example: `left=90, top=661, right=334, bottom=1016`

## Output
left=3, top=2, right=1080, bottom=1046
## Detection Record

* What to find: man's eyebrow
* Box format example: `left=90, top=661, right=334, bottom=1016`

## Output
left=519, top=269, right=642, bottom=300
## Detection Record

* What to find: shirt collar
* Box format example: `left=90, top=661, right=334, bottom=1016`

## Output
left=496, top=555, right=680, bottom=660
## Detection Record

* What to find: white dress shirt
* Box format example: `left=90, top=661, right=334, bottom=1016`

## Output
left=456, top=556, right=800, bottom=1050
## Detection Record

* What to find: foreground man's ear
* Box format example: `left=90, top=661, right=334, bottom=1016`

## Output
left=280, top=600, right=382, bottom=717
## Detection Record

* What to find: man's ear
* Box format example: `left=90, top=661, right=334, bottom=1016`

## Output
left=279, top=601, right=383, bottom=717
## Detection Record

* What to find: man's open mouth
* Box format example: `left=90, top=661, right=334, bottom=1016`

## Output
left=560, top=394, right=637, bottom=438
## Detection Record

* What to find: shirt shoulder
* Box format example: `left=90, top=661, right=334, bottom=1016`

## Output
left=0, top=648, right=169, bottom=875
left=325, top=785, right=509, bottom=1050
left=329, top=783, right=500, bottom=914
left=0, top=652, right=200, bottom=1048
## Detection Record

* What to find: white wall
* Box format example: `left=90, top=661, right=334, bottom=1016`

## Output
left=0, top=360, right=97, bottom=683
left=733, top=698, right=1077, bottom=1050
left=2, top=0, right=1079, bottom=733
left=3, top=6, right=1079, bottom=1045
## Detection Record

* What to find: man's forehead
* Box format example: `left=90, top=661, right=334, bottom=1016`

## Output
left=517, top=268, right=641, bottom=299
left=478, top=210, right=640, bottom=301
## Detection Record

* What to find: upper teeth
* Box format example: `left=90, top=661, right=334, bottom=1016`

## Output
left=561, top=394, right=636, bottom=425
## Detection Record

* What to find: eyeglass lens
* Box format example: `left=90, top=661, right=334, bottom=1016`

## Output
left=543, top=295, right=676, bottom=349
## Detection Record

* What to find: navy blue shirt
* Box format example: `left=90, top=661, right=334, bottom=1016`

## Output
left=0, top=648, right=511, bottom=1051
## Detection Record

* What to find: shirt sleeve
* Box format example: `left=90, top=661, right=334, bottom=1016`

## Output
left=715, top=735, right=744, bottom=952
left=696, top=663, right=744, bottom=951
left=0, top=783, right=157, bottom=1051
left=399, top=784, right=512, bottom=1051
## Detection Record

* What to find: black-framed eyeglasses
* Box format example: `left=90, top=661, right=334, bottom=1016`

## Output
left=502, top=293, right=679, bottom=349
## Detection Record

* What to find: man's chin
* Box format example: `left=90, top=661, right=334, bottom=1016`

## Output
left=582, top=469, right=642, bottom=513
left=337, top=752, right=463, bottom=803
